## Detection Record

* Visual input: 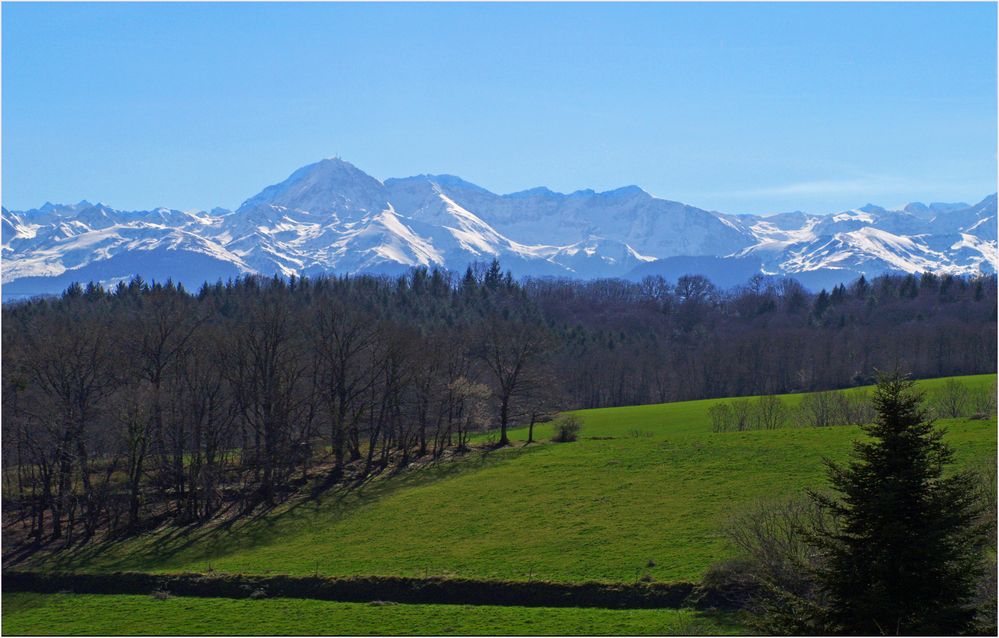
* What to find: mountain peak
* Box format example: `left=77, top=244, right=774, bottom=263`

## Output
left=507, top=186, right=560, bottom=199
left=238, top=157, right=388, bottom=216
left=973, top=194, right=997, bottom=208
left=293, top=157, right=370, bottom=182
left=603, top=185, right=647, bottom=198
left=424, top=174, right=492, bottom=194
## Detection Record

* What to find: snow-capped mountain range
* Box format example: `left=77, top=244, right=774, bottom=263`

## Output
left=3, top=158, right=996, bottom=298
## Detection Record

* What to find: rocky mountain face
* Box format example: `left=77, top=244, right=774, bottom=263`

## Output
left=2, top=158, right=996, bottom=299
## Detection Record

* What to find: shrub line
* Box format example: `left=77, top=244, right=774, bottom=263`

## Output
left=3, top=570, right=724, bottom=610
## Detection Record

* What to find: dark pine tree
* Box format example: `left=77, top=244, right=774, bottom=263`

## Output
left=807, top=372, right=985, bottom=635
left=812, top=289, right=831, bottom=321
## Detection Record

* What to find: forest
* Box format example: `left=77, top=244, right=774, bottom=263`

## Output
left=2, top=261, right=996, bottom=546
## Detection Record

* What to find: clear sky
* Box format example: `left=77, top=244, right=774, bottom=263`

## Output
left=3, top=2, right=996, bottom=215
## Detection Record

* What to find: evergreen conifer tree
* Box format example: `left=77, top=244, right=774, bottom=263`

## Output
left=807, top=372, right=985, bottom=635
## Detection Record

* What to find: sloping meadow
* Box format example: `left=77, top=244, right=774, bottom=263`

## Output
left=23, top=374, right=996, bottom=585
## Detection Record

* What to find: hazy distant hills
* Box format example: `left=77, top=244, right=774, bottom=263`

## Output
left=2, top=158, right=996, bottom=299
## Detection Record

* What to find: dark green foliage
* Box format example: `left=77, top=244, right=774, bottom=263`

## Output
left=812, top=289, right=831, bottom=319
left=551, top=414, right=583, bottom=442
left=806, top=372, right=986, bottom=635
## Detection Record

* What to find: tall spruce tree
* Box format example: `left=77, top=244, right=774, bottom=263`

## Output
left=807, top=372, right=985, bottom=635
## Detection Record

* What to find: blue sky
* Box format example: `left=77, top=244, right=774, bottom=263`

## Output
left=3, top=2, right=996, bottom=215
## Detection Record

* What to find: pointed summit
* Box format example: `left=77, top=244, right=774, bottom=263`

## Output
left=238, top=157, right=389, bottom=217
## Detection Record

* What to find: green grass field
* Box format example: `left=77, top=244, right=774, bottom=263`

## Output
left=26, top=374, right=996, bottom=585
left=2, top=593, right=744, bottom=636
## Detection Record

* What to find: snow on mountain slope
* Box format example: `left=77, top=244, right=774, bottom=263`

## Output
left=335, top=207, right=444, bottom=272
left=395, top=178, right=753, bottom=259
left=2, top=210, right=38, bottom=248
left=384, top=175, right=662, bottom=277
left=238, top=158, right=390, bottom=219
left=736, top=215, right=823, bottom=258
left=2, top=218, right=249, bottom=284
left=2, top=158, right=996, bottom=299
left=781, top=226, right=950, bottom=274
left=949, top=233, right=998, bottom=272
left=726, top=194, right=998, bottom=280
left=547, top=237, right=656, bottom=278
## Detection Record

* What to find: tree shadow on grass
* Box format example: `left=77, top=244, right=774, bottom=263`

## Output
left=25, top=443, right=551, bottom=576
